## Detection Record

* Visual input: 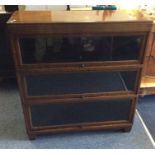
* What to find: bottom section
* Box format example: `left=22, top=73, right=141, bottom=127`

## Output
left=27, top=123, right=132, bottom=140
left=23, top=97, right=137, bottom=139
left=30, top=99, right=132, bottom=128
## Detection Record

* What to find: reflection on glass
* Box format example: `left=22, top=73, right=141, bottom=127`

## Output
left=113, top=36, right=142, bottom=60
left=19, top=35, right=143, bottom=64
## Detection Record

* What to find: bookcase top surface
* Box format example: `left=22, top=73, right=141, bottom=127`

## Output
left=7, top=10, right=153, bottom=24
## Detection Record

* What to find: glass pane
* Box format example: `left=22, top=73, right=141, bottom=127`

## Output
left=25, top=71, right=137, bottom=96
left=112, top=36, right=142, bottom=60
left=19, top=35, right=143, bottom=64
left=31, top=99, right=131, bottom=127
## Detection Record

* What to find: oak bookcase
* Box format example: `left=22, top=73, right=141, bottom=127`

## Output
left=8, top=10, right=152, bottom=139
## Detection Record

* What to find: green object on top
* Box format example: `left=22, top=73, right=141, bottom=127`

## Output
left=92, top=5, right=117, bottom=10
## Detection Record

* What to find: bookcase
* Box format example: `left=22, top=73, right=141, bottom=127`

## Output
left=7, top=10, right=152, bottom=139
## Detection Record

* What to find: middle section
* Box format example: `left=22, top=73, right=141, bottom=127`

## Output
left=20, top=69, right=139, bottom=100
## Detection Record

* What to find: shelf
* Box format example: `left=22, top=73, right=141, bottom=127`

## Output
left=19, top=35, right=142, bottom=65
left=25, top=71, right=137, bottom=97
left=30, top=98, right=132, bottom=127
left=141, top=76, right=155, bottom=88
left=140, top=76, right=155, bottom=95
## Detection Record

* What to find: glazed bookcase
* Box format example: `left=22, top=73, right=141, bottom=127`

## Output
left=7, top=10, right=152, bottom=139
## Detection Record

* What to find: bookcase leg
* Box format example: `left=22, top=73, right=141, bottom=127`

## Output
left=122, top=127, right=132, bottom=132
left=28, top=133, right=36, bottom=140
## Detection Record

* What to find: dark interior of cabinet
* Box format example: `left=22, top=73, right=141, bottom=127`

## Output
left=31, top=99, right=131, bottom=127
left=25, top=71, right=137, bottom=96
left=19, top=35, right=143, bottom=64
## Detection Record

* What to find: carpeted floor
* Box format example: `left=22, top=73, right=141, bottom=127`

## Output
left=138, top=95, right=155, bottom=142
left=0, top=79, right=154, bottom=149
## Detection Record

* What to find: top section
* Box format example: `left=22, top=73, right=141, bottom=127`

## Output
left=7, top=10, right=153, bottom=24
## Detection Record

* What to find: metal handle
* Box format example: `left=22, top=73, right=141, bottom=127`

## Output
left=80, top=95, right=85, bottom=99
left=80, top=64, right=85, bottom=68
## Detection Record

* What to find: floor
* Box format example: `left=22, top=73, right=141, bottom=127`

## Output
left=138, top=95, right=155, bottom=142
left=0, top=79, right=154, bottom=149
